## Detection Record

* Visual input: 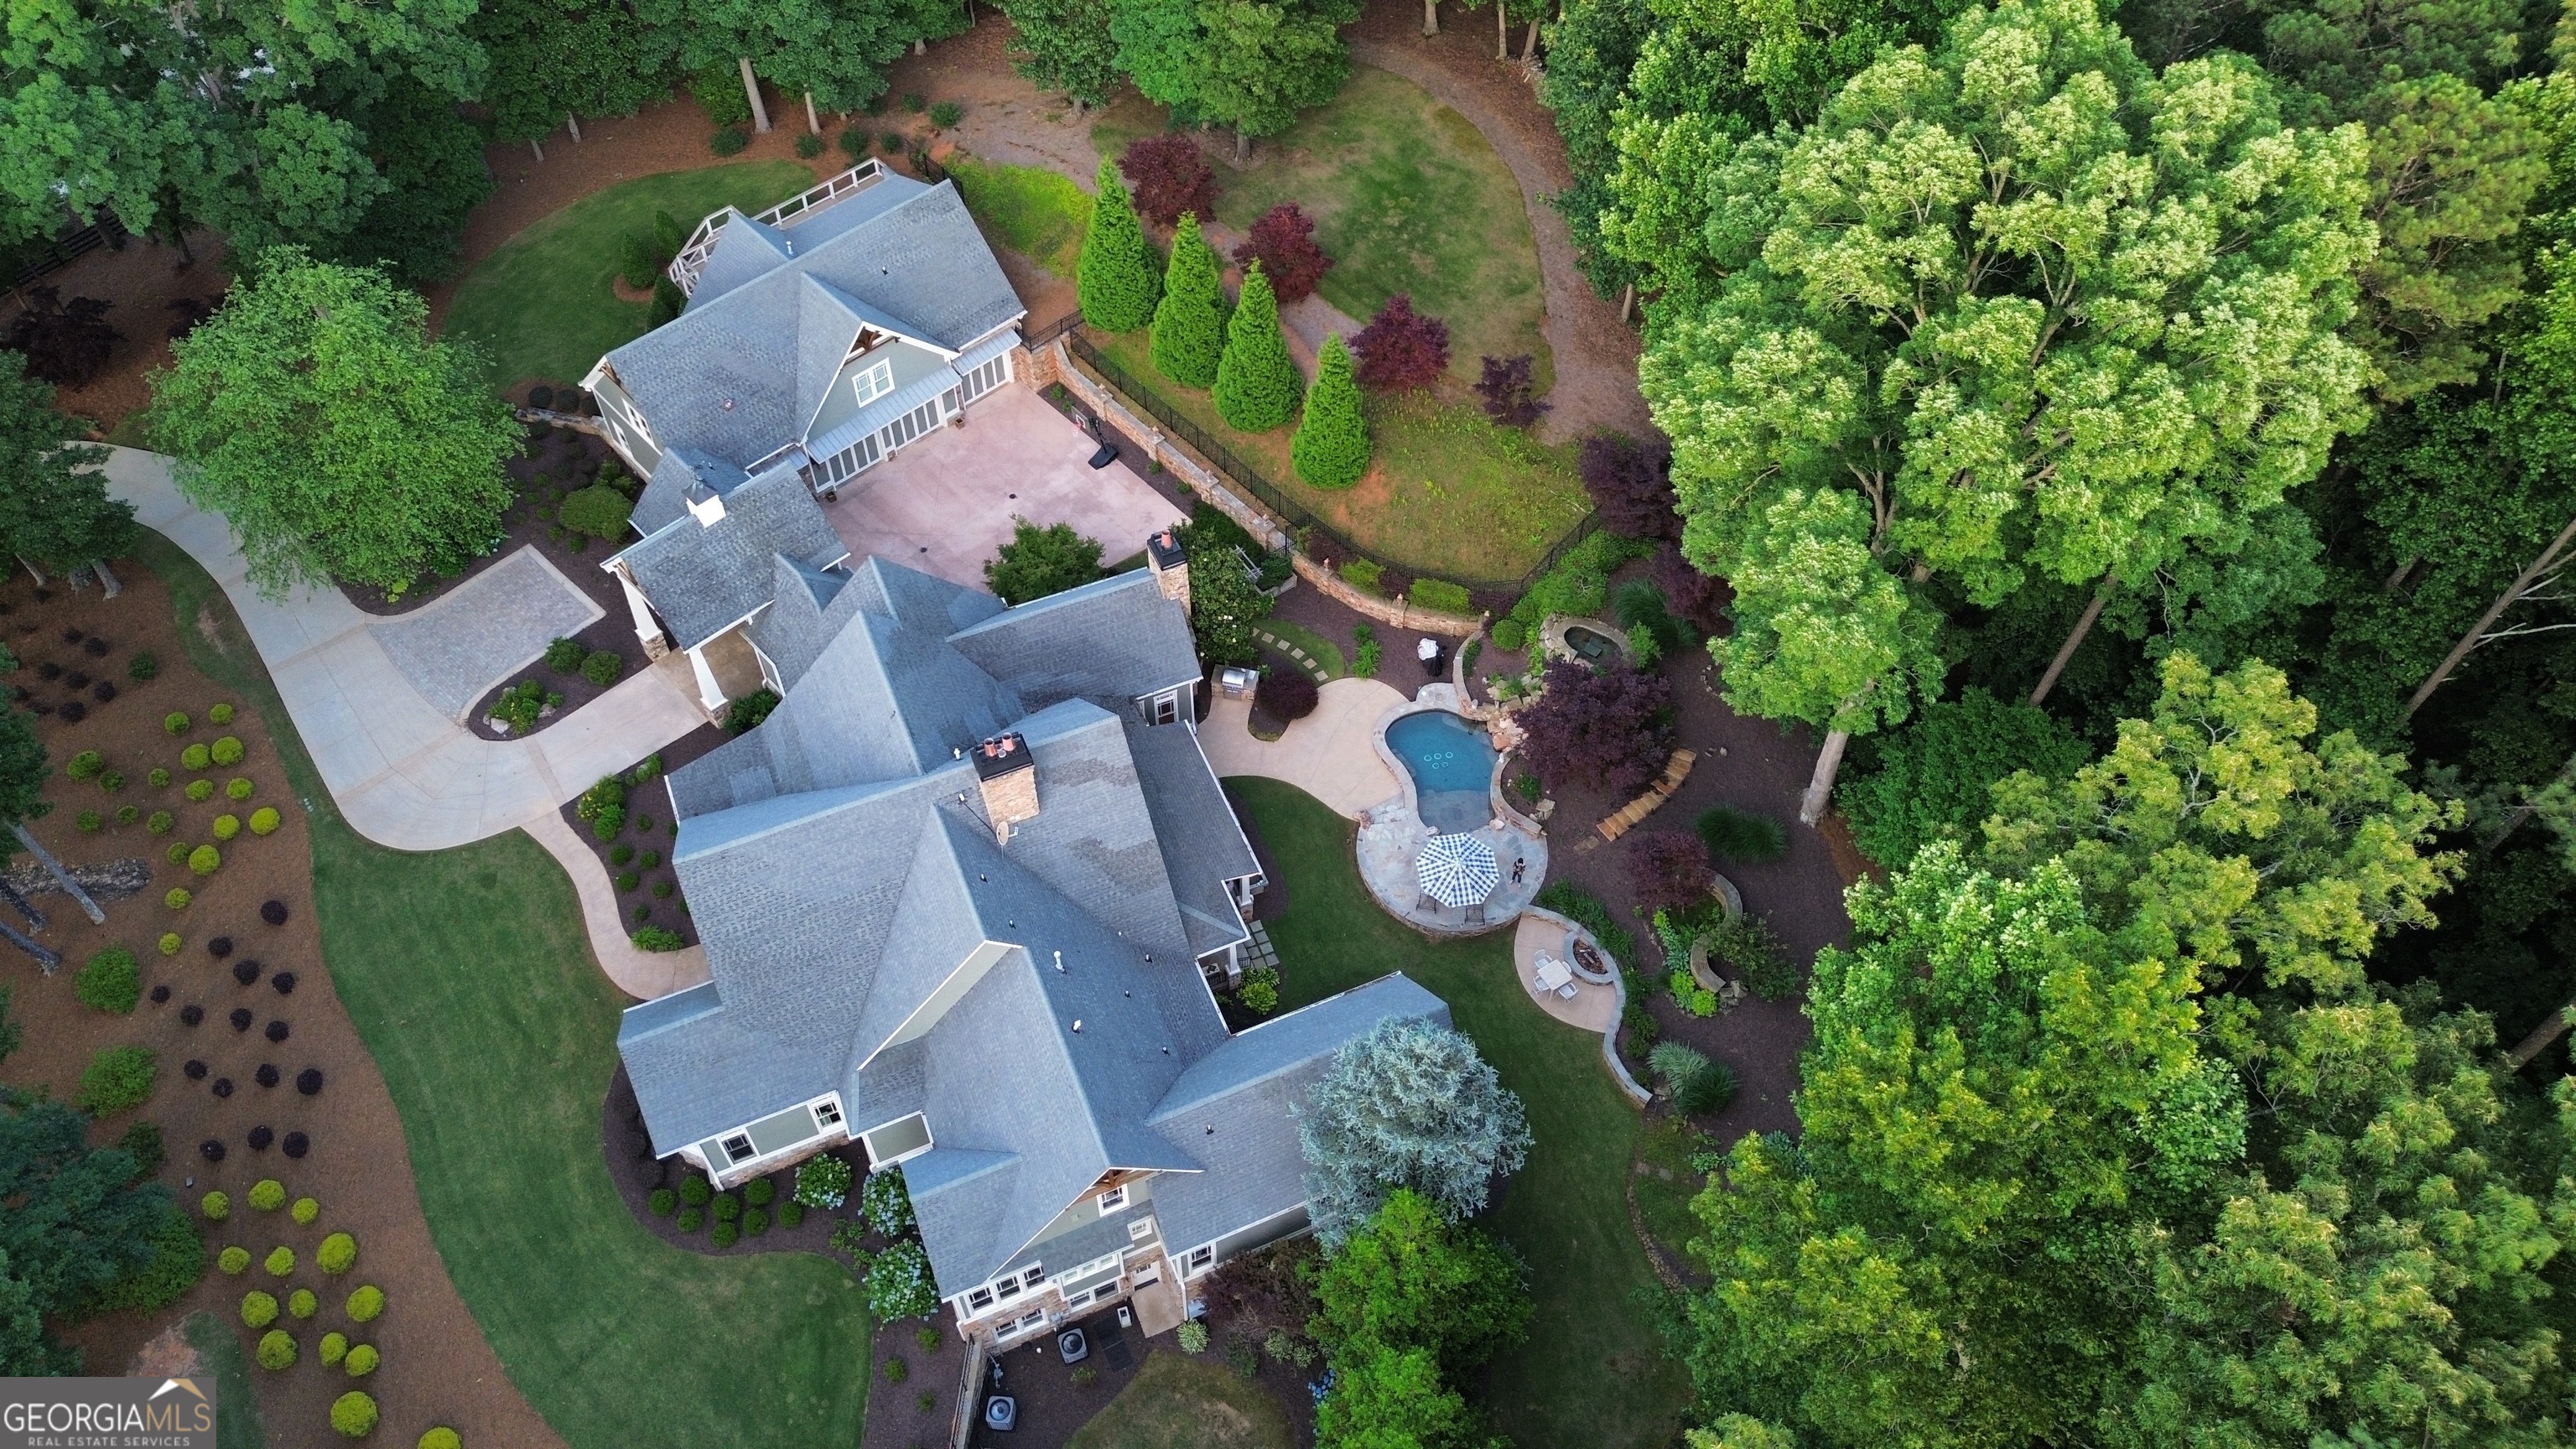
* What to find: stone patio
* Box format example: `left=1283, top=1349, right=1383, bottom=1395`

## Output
left=1512, top=911, right=1618, bottom=1031
left=366, top=546, right=602, bottom=722
left=823, top=382, right=1185, bottom=589
left=1354, top=794, right=1546, bottom=937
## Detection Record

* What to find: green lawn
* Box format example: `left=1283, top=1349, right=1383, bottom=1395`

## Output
left=1104, top=67, right=1549, bottom=388
left=949, top=153, right=1093, bottom=278
left=1067, top=1350, right=1296, bottom=1449
left=134, top=533, right=874, bottom=1449
left=184, top=1310, right=267, bottom=1449
left=1228, top=777, right=1690, bottom=1449
left=1087, top=328, right=1586, bottom=584
left=444, top=161, right=814, bottom=390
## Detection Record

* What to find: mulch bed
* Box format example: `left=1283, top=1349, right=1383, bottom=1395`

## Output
left=14, top=558, right=562, bottom=1448
left=552, top=719, right=728, bottom=949
left=864, top=1306, right=970, bottom=1449
left=599, top=1063, right=849, bottom=1257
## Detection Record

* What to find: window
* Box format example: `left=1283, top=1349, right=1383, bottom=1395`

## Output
left=818, top=433, right=881, bottom=486
left=1097, top=1185, right=1129, bottom=1213
left=1145, top=690, right=1181, bottom=726
left=1187, top=1244, right=1214, bottom=1273
left=994, top=1278, right=1021, bottom=1302
left=959, top=351, right=1010, bottom=402
left=851, top=358, right=895, bottom=407
left=1127, top=1218, right=1156, bottom=1243
left=1022, top=1266, right=1046, bottom=1289
left=967, top=1286, right=994, bottom=1311
left=720, top=1134, right=754, bottom=1165
left=815, top=1099, right=843, bottom=1128
left=876, top=394, right=943, bottom=455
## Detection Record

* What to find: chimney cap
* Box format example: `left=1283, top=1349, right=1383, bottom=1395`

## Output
left=970, top=731, right=1031, bottom=781
left=1145, top=530, right=1187, bottom=570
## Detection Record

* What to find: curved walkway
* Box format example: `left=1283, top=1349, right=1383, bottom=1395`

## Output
left=1345, top=33, right=1654, bottom=443
left=106, top=448, right=709, bottom=999
left=1202, top=677, right=1407, bottom=818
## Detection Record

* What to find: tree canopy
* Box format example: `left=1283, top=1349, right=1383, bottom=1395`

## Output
left=1299, top=1018, right=1530, bottom=1245
left=0, top=352, right=132, bottom=574
left=147, top=249, right=520, bottom=597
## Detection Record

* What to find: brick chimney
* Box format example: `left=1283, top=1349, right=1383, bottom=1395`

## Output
left=1145, top=529, right=1189, bottom=613
left=972, top=732, right=1039, bottom=843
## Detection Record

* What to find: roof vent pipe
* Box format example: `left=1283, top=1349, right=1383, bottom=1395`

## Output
left=1053, top=950, right=1064, bottom=972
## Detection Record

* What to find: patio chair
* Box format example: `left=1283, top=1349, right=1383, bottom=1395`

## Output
left=1555, top=980, right=1580, bottom=1001
left=1464, top=901, right=1487, bottom=927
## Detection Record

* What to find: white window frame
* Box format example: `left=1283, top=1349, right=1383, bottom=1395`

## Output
left=851, top=358, right=896, bottom=407
left=1185, top=1244, right=1215, bottom=1275
left=1144, top=688, right=1182, bottom=726
left=719, top=1132, right=755, bottom=1165
left=959, top=351, right=1010, bottom=403
left=967, top=1286, right=995, bottom=1311
left=1097, top=1184, right=1129, bottom=1213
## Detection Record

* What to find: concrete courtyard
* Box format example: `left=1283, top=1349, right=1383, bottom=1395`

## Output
left=823, top=382, right=1184, bottom=588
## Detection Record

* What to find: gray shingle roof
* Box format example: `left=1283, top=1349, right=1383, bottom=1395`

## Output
left=1146, top=974, right=1451, bottom=1256
left=621, top=553, right=1420, bottom=1296
left=603, top=179, right=1024, bottom=470
left=611, top=464, right=850, bottom=650
left=632, top=449, right=749, bottom=538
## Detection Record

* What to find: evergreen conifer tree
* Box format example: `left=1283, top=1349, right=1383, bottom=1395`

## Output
left=1213, top=261, right=1300, bottom=432
left=1077, top=158, right=1158, bottom=332
left=1150, top=213, right=1226, bottom=387
left=1292, top=332, right=1368, bottom=488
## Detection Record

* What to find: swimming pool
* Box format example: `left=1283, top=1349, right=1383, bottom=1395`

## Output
left=1385, top=710, right=1498, bottom=833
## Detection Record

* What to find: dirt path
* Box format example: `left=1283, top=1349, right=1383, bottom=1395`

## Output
left=1343, top=10, right=1653, bottom=443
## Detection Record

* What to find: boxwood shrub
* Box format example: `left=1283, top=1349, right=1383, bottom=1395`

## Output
left=184, top=778, right=213, bottom=802
left=320, top=1331, right=348, bottom=1366
left=743, top=1177, right=775, bottom=1208
left=293, top=1196, right=319, bottom=1224
left=317, top=1232, right=357, bottom=1274
left=164, top=712, right=190, bottom=735
left=209, top=704, right=235, bottom=724
left=777, top=1198, right=805, bottom=1228
left=345, top=1343, right=379, bottom=1377
left=330, top=1390, right=377, bottom=1438
left=678, top=1174, right=711, bottom=1207
left=218, top=1246, right=250, bottom=1275
left=180, top=744, right=210, bottom=771
left=288, top=1288, right=318, bottom=1319
left=241, top=1291, right=278, bottom=1327
left=249, top=807, right=282, bottom=835
left=743, top=1208, right=769, bottom=1237
left=648, top=1187, right=677, bottom=1216
left=202, top=1191, right=231, bottom=1222
left=710, top=1222, right=740, bottom=1247
left=210, top=815, right=241, bottom=841
left=345, top=1284, right=385, bottom=1322
left=676, top=1206, right=704, bottom=1233
left=710, top=1193, right=740, bottom=1223
left=188, top=845, right=220, bottom=875
left=164, top=888, right=191, bottom=911
left=264, top=1246, right=294, bottom=1276
left=77, top=1045, right=157, bottom=1114
left=75, top=948, right=139, bottom=1014
left=147, top=810, right=174, bottom=834
left=257, top=1329, right=297, bottom=1370
left=210, top=736, right=244, bottom=766
left=226, top=776, right=253, bottom=801
left=157, top=932, right=181, bottom=955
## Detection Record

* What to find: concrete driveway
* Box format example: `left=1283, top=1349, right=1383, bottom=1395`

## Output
left=823, top=382, right=1184, bottom=589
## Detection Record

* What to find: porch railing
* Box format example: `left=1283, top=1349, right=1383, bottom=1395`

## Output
left=667, top=159, right=888, bottom=294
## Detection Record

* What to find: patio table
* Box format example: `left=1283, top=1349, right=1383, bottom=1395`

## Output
left=1534, top=958, right=1573, bottom=994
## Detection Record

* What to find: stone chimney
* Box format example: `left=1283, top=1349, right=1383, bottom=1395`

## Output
left=685, top=480, right=726, bottom=528
left=972, top=732, right=1039, bottom=843
left=1145, top=529, right=1190, bottom=613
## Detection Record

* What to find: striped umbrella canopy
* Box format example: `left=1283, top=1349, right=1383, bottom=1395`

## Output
left=1416, top=832, right=1499, bottom=909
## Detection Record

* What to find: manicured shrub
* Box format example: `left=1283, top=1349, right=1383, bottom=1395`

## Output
left=1213, top=262, right=1300, bottom=432
left=679, top=1174, right=712, bottom=1207
left=78, top=1045, right=157, bottom=1114
left=1150, top=214, right=1227, bottom=387
left=265, top=1246, right=295, bottom=1276
left=148, top=767, right=170, bottom=787
left=1233, top=202, right=1332, bottom=304
left=97, top=770, right=125, bottom=792
left=1352, top=293, right=1450, bottom=392
left=1254, top=668, right=1318, bottom=721
left=839, top=125, right=868, bottom=157
left=158, top=932, right=182, bottom=955
left=210, top=735, right=244, bottom=766
left=257, top=1329, right=297, bottom=1369
left=1119, top=133, right=1218, bottom=227
left=75, top=947, right=139, bottom=1014
left=633, top=927, right=686, bottom=951
left=710, top=1222, right=740, bottom=1248
left=744, top=1208, right=770, bottom=1236
left=288, top=1287, right=317, bottom=1319
left=166, top=843, right=190, bottom=865
left=320, top=1332, right=348, bottom=1366
left=883, top=1354, right=910, bottom=1383
left=558, top=485, right=632, bottom=541
left=1178, top=1319, right=1210, bottom=1353
left=318, top=1232, right=357, bottom=1274
left=929, top=99, right=963, bottom=127
left=226, top=776, right=253, bottom=800
left=709, top=125, right=750, bottom=155
left=249, top=807, right=281, bottom=835
left=203, top=1191, right=231, bottom=1222
left=180, top=743, right=210, bottom=771
left=1339, top=558, right=1383, bottom=595
left=209, top=704, right=234, bottom=724
left=580, top=650, right=625, bottom=686
left=211, top=814, right=241, bottom=841
left=1476, top=354, right=1547, bottom=428
left=164, top=712, right=190, bottom=735
left=184, top=778, right=213, bottom=801
left=649, top=1187, right=677, bottom=1216
left=297, top=1067, right=324, bottom=1094
left=777, top=1198, right=804, bottom=1228
left=711, top=1192, right=740, bottom=1223
left=676, top=1207, right=704, bottom=1233
left=220, top=1246, right=252, bottom=1275
left=242, top=1291, right=278, bottom=1327
left=116, top=804, right=138, bottom=825
left=1413, top=578, right=1472, bottom=615
left=1078, top=158, right=1159, bottom=332
left=345, top=1343, right=380, bottom=1377
left=75, top=811, right=101, bottom=833
left=744, top=1177, right=776, bottom=1208
left=795, top=1155, right=851, bottom=1209
left=293, top=1197, right=319, bottom=1224
left=147, top=809, right=174, bottom=834
left=724, top=688, right=778, bottom=734
left=419, top=1430, right=461, bottom=1449
left=330, top=1389, right=377, bottom=1437
left=1291, top=333, right=1369, bottom=489
left=610, top=844, right=634, bottom=866
left=66, top=750, right=104, bottom=779
left=189, top=844, right=220, bottom=875
left=543, top=637, right=584, bottom=672
left=129, top=651, right=158, bottom=681
left=345, top=1284, right=385, bottom=1322
left=640, top=849, right=661, bottom=869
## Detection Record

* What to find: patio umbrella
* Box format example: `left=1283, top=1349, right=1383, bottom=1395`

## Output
left=1416, top=833, right=1499, bottom=909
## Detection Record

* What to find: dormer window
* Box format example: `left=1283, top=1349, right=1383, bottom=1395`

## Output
left=1097, top=1184, right=1129, bottom=1213
left=852, top=358, right=895, bottom=407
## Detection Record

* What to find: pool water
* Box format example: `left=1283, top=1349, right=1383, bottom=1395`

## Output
left=1386, top=710, right=1497, bottom=833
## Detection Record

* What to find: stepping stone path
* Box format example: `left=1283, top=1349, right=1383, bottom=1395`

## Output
left=1253, top=628, right=1329, bottom=683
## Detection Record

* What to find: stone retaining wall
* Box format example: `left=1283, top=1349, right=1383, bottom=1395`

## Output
left=1290, top=556, right=1485, bottom=638
left=1026, top=340, right=1288, bottom=551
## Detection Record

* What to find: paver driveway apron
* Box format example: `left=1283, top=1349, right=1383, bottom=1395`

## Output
left=101, top=446, right=704, bottom=853
left=366, top=546, right=602, bottom=722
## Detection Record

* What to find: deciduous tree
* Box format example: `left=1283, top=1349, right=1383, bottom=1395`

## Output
left=984, top=517, right=1105, bottom=604
left=1002, top=0, right=1124, bottom=112
left=1311, top=1190, right=1530, bottom=1370
left=1233, top=203, right=1331, bottom=304
left=1628, top=829, right=1711, bottom=915
left=146, top=249, right=520, bottom=598
left=1213, top=261, right=1301, bottom=431
left=1518, top=656, right=1676, bottom=797
left=1579, top=434, right=1678, bottom=540
left=1119, top=133, right=1218, bottom=227
left=1350, top=294, right=1449, bottom=391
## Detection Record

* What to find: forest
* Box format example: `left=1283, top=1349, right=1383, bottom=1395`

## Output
left=1540, top=0, right=2576, bottom=1441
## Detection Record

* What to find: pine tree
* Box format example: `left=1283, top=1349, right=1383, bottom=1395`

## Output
left=1292, top=332, right=1368, bottom=488
left=1077, top=158, right=1158, bottom=333
left=1150, top=213, right=1226, bottom=387
left=1213, top=261, right=1301, bottom=432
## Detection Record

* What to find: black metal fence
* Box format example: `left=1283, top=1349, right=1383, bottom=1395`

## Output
left=1058, top=327, right=1599, bottom=601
